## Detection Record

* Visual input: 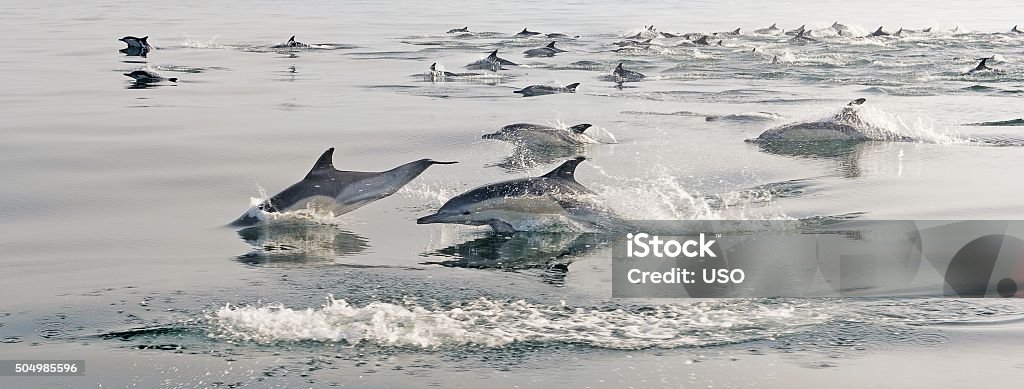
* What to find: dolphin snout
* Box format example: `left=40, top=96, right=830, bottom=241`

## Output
left=416, top=213, right=443, bottom=224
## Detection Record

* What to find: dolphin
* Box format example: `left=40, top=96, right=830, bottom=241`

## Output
left=426, top=63, right=481, bottom=81
left=546, top=32, right=575, bottom=38
left=831, top=21, right=849, bottom=32
left=752, top=98, right=912, bottom=142
left=754, top=23, right=782, bottom=34
left=465, top=49, right=517, bottom=71
left=513, top=82, right=579, bottom=97
left=868, top=26, right=890, bottom=37
left=482, top=123, right=595, bottom=146
left=119, top=36, right=152, bottom=49
left=447, top=26, right=469, bottom=34
left=1012, top=25, right=1022, bottom=34
left=963, top=56, right=995, bottom=75
left=416, top=157, right=620, bottom=233
left=922, top=27, right=933, bottom=33
left=230, top=148, right=457, bottom=227
left=692, top=35, right=711, bottom=45
left=784, top=25, right=806, bottom=36
left=613, top=38, right=652, bottom=47
left=523, top=42, right=566, bottom=57
left=429, top=62, right=458, bottom=77
left=273, top=36, right=308, bottom=48
left=123, top=70, right=177, bottom=83
left=515, top=28, right=541, bottom=37
left=790, top=29, right=816, bottom=42
left=612, top=63, right=645, bottom=82
left=894, top=27, right=905, bottom=37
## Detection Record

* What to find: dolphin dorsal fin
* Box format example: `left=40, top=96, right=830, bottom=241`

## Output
left=616, top=63, right=623, bottom=71
left=770, top=23, right=777, bottom=29
left=732, top=28, right=741, bottom=34
left=430, top=63, right=437, bottom=71
left=565, top=83, right=580, bottom=92
left=488, top=49, right=498, bottom=58
left=569, top=124, right=592, bottom=134
left=546, top=41, right=557, bottom=48
left=521, top=28, right=529, bottom=33
left=542, top=157, right=586, bottom=181
left=288, top=35, right=296, bottom=43
left=141, top=36, right=149, bottom=41
left=695, top=36, right=708, bottom=44
left=307, top=148, right=336, bottom=178
left=923, top=27, right=932, bottom=32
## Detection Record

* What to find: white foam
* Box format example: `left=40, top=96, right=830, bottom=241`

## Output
left=209, top=296, right=827, bottom=349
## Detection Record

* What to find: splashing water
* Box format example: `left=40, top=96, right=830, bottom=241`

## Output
left=208, top=296, right=827, bottom=349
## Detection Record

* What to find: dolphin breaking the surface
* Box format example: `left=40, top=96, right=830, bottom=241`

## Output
left=230, top=148, right=456, bottom=227
left=417, top=157, right=620, bottom=233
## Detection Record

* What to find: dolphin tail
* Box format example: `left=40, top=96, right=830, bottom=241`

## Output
left=564, top=83, right=580, bottom=92
left=569, top=124, right=592, bottom=134
left=542, top=156, right=586, bottom=181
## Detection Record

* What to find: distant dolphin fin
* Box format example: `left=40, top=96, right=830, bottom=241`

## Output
left=616, top=63, right=623, bottom=71
left=430, top=62, right=437, bottom=70
left=565, top=82, right=580, bottom=92
left=732, top=28, right=741, bottom=34
left=569, top=124, right=592, bottom=134
left=288, top=35, right=296, bottom=43
left=306, top=147, right=336, bottom=178
left=542, top=157, right=586, bottom=181
left=488, top=49, right=498, bottom=58
left=546, top=41, right=557, bottom=48
left=848, top=98, right=866, bottom=106
left=770, top=23, right=777, bottom=29
left=521, top=28, right=529, bottom=33
left=923, top=27, right=932, bottom=32
left=694, top=36, right=708, bottom=45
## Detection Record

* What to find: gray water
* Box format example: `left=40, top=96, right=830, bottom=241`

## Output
left=2, top=0, right=1024, bottom=387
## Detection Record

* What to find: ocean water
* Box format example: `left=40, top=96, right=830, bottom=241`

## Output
left=1, top=0, right=1024, bottom=387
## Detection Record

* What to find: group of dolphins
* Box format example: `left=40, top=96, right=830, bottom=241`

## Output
left=115, top=23, right=1019, bottom=233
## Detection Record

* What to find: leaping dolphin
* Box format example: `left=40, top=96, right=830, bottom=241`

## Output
left=482, top=123, right=596, bottom=146
left=123, top=70, right=177, bottom=83
left=513, top=82, right=579, bottom=97
left=751, top=98, right=912, bottom=142
left=416, top=157, right=620, bottom=233
left=612, top=63, right=645, bottom=82
left=119, top=36, right=152, bottom=49
left=790, top=29, right=816, bottom=42
left=868, top=26, right=890, bottom=37
left=465, top=49, right=517, bottom=71
left=754, top=23, right=782, bottom=34
left=230, top=148, right=457, bottom=227
left=963, top=56, right=995, bottom=75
